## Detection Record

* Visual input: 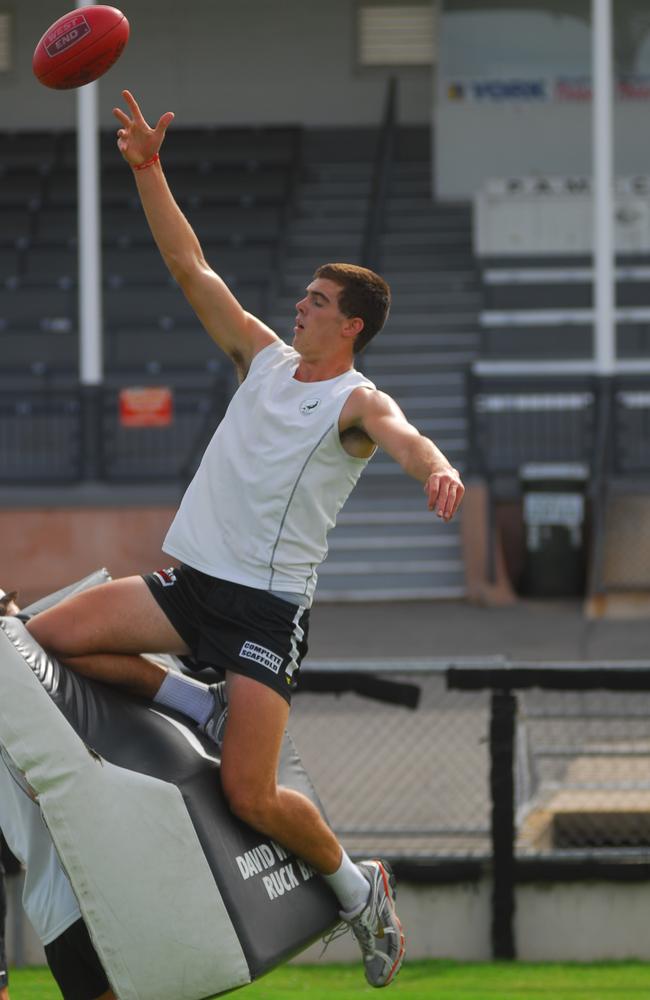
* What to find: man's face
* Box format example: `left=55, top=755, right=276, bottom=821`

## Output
left=293, top=278, right=357, bottom=356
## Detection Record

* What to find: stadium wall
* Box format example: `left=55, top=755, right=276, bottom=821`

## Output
left=7, top=872, right=650, bottom=964
left=0, top=504, right=175, bottom=605
left=435, top=0, right=650, bottom=199
left=5, top=0, right=432, bottom=129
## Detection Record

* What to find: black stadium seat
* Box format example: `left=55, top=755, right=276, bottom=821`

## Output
left=0, top=286, right=75, bottom=331
left=34, top=206, right=78, bottom=246
left=104, top=283, right=197, bottom=329
left=0, top=168, right=46, bottom=208
left=0, top=131, right=60, bottom=170
left=100, top=205, right=161, bottom=245
left=1, top=209, right=35, bottom=247
left=0, top=248, right=20, bottom=285
left=22, top=245, right=78, bottom=287
left=0, top=124, right=295, bottom=374
left=103, top=245, right=172, bottom=286
left=186, top=205, right=282, bottom=243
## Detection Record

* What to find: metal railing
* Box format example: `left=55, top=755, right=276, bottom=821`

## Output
left=0, top=373, right=231, bottom=486
left=467, top=368, right=650, bottom=595
left=360, top=76, right=397, bottom=274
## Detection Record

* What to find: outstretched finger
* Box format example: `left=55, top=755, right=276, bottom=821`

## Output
left=121, top=89, right=147, bottom=125
left=112, top=106, right=130, bottom=127
left=154, top=111, right=175, bottom=139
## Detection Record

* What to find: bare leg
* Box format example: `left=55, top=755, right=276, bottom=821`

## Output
left=59, top=652, right=166, bottom=699
left=26, top=577, right=189, bottom=697
left=219, top=672, right=342, bottom=875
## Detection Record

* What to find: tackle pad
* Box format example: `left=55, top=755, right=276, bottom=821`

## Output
left=0, top=576, right=338, bottom=1000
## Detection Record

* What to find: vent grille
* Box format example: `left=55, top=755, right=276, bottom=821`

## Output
left=359, top=4, right=435, bottom=66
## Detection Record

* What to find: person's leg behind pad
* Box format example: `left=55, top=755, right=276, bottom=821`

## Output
left=44, top=917, right=116, bottom=1000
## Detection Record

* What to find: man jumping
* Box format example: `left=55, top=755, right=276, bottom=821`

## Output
left=27, top=90, right=464, bottom=988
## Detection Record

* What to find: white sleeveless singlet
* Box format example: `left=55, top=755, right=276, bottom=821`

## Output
left=163, top=340, right=375, bottom=604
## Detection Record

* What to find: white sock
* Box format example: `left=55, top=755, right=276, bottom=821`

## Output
left=153, top=671, right=215, bottom=726
left=322, top=851, right=370, bottom=914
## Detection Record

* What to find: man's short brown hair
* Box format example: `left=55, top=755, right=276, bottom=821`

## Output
left=313, top=263, right=391, bottom=353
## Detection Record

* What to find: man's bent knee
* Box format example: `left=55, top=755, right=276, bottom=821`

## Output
left=221, top=772, right=277, bottom=830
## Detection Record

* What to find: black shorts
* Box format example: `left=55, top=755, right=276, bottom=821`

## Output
left=143, top=565, right=310, bottom=705
left=44, top=918, right=110, bottom=1000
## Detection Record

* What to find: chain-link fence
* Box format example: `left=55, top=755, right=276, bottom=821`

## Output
left=516, top=688, right=650, bottom=856
left=291, top=661, right=650, bottom=864
left=291, top=668, right=490, bottom=860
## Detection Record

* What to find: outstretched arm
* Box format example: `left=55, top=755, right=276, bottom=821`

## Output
left=347, top=389, right=464, bottom=521
left=113, top=90, right=278, bottom=377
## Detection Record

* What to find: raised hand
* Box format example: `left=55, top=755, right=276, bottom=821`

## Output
left=112, top=89, right=174, bottom=167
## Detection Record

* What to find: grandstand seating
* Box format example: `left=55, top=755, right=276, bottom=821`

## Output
left=0, top=125, right=297, bottom=377
left=478, top=255, right=650, bottom=360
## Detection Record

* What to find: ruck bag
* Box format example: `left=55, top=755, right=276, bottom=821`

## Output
left=0, top=575, right=338, bottom=1000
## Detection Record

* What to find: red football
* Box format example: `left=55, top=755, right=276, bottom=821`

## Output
left=33, top=6, right=129, bottom=90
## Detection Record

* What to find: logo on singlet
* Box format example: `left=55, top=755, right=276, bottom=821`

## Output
left=299, top=397, right=321, bottom=416
left=153, top=567, right=177, bottom=588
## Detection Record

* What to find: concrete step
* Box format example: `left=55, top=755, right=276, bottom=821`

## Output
left=291, top=216, right=366, bottom=235
left=327, top=532, right=461, bottom=552
left=387, top=196, right=471, bottom=218
left=393, top=394, right=468, bottom=414
left=314, top=581, right=467, bottom=602
left=381, top=253, right=477, bottom=271
left=383, top=230, right=472, bottom=249
left=300, top=181, right=371, bottom=199
left=365, top=332, right=478, bottom=350
left=370, top=371, right=466, bottom=390
left=304, top=163, right=373, bottom=180
left=363, top=350, right=476, bottom=370
left=288, top=233, right=362, bottom=249
left=298, top=198, right=368, bottom=217
left=386, top=179, right=433, bottom=197
left=381, top=271, right=479, bottom=290
left=389, top=291, right=484, bottom=310
left=386, top=312, right=479, bottom=329
left=391, top=161, right=432, bottom=177
left=385, top=214, right=472, bottom=234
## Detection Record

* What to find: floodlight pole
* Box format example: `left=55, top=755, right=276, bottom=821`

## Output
left=76, top=0, right=103, bottom=478
left=592, top=0, right=615, bottom=376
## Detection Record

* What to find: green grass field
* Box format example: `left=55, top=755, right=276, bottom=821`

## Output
left=7, top=960, right=650, bottom=999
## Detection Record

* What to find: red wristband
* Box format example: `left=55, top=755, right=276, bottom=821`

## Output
left=132, top=152, right=160, bottom=172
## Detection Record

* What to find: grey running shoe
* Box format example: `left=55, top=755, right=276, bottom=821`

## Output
left=339, top=860, right=405, bottom=987
left=198, top=681, right=228, bottom=751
